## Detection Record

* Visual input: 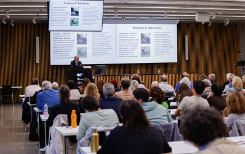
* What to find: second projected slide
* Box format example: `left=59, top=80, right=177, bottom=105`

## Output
left=50, top=24, right=177, bottom=65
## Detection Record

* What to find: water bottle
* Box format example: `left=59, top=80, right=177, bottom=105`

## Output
left=91, top=128, right=99, bottom=152
left=71, top=110, right=77, bottom=128
left=44, top=103, right=48, bottom=116
left=158, top=69, right=160, bottom=74
left=137, top=70, right=140, bottom=74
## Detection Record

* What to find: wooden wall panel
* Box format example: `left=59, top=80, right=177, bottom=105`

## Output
left=0, top=23, right=240, bottom=102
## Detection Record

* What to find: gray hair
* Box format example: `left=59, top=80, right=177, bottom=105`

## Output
left=52, top=82, right=59, bottom=90
left=226, top=73, right=231, bottom=79
left=208, top=74, right=216, bottom=81
left=41, top=81, right=52, bottom=91
left=120, top=78, right=131, bottom=89
left=103, top=83, right=114, bottom=97
left=180, top=77, right=190, bottom=87
left=151, top=81, right=159, bottom=87
left=203, top=79, right=211, bottom=87
left=230, top=74, right=235, bottom=81
left=242, top=75, right=245, bottom=80
left=129, top=80, right=139, bottom=92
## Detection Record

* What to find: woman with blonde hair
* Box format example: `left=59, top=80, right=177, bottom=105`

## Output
left=129, top=80, right=139, bottom=92
left=97, top=79, right=106, bottom=99
left=79, top=78, right=90, bottom=94
left=224, top=92, right=245, bottom=130
left=226, top=76, right=244, bottom=95
left=84, top=83, right=100, bottom=100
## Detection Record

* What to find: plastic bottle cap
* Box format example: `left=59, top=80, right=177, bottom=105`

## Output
left=72, top=110, right=76, bottom=114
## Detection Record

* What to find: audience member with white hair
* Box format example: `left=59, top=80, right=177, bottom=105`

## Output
left=175, top=72, right=193, bottom=93
left=159, top=74, right=175, bottom=94
left=223, top=73, right=231, bottom=90
left=52, top=82, right=59, bottom=90
left=99, top=83, right=123, bottom=113
left=25, top=78, right=41, bottom=97
left=201, top=79, right=212, bottom=99
left=180, top=77, right=191, bottom=88
left=129, top=80, right=139, bottom=92
left=151, top=81, right=159, bottom=88
left=224, top=73, right=235, bottom=93
left=208, top=73, right=216, bottom=84
left=36, top=81, right=60, bottom=113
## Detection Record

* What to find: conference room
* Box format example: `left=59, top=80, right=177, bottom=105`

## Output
left=1, top=0, right=245, bottom=154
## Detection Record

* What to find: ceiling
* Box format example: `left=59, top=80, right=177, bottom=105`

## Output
left=1, top=0, right=245, bottom=24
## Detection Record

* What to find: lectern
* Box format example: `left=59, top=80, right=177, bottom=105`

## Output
left=66, top=67, right=92, bottom=89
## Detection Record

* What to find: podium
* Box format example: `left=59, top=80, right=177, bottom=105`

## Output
left=66, top=67, right=92, bottom=89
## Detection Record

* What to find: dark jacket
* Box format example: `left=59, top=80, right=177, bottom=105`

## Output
left=46, top=100, right=80, bottom=127
left=99, top=92, right=105, bottom=99
left=114, top=87, right=121, bottom=93
left=207, top=95, right=227, bottom=112
left=97, top=126, right=172, bottom=154
left=99, top=96, right=123, bottom=113
left=71, top=60, right=82, bottom=67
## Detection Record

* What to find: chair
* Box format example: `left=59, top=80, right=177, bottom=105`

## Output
left=1, top=85, right=14, bottom=105
left=229, top=119, right=245, bottom=137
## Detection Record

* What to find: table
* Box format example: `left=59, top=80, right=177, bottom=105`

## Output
left=168, top=97, right=174, bottom=101
left=55, top=126, right=79, bottom=154
left=169, top=109, right=177, bottom=116
left=170, top=102, right=178, bottom=107
left=27, top=102, right=36, bottom=122
left=0, top=86, right=22, bottom=104
left=40, top=114, right=49, bottom=147
left=80, top=147, right=101, bottom=154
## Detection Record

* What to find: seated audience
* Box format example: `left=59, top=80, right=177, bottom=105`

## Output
left=175, top=80, right=209, bottom=125
left=79, top=78, right=90, bottom=94
left=115, top=78, right=134, bottom=100
left=208, top=73, right=216, bottom=84
left=51, top=82, right=59, bottom=90
left=76, top=96, right=119, bottom=141
left=129, top=80, right=139, bottom=92
left=97, top=100, right=172, bottom=154
left=25, top=78, right=41, bottom=97
left=173, top=83, right=193, bottom=103
left=199, top=74, right=207, bottom=80
left=151, top=81, right=159, bottom=88
left=175, top=72, right=193, bottom=93
left=201, top=79, right=211, bottom=99
left=224, top=73, right=235, bottom=93
left=180, top=107, right=245, bottom=154
left=207, top=83, right=227, bottom=112
left=223, top=73, right=231, bottom=90
left=132, top=75, right=147, bottom=89
left=224, top=92, right=245, bottom=131
left=159, top=75, right=174, bottom=93
left=226, top=76, right=244, bottom=95
left=99, top=83, right=123, bottom=113
left=36, top=81, right=60, bottom=112
left=97, top=79, right=106, bottom=99
left=84, top=83, right=100, bottom=100
left=67, top=80, right=80, bottom=100
left=180, top=77, right=191, bottom=88
left=46, top=85, right=80, bottom=127
left=133, top=88, right=172, bottom=124
left=109, top=79, right=121, bottom=92
left=149, top=87, right=169, bottom=109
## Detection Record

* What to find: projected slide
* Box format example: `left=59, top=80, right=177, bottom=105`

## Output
left=49, top=0, right=103, bottom=31
left=50, top=24, right=177, bottom=65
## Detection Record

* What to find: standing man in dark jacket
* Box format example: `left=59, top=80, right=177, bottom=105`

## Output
left=71, top=56, right=82, bottom=67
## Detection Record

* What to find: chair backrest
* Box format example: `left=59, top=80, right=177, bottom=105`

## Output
left=229, top=119, right=245, bottom=137
left=152, top=122, right=183, bottom=142
left=164, top=92, right=175, bottom=97
left=2, top=85, right=12, bottom=95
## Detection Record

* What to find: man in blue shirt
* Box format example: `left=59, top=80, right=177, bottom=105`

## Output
left=175, top=72, right=193, bottom=93
left=99, top=83, right=123, bottom=113
left=36, top=81, right=60, bottom=113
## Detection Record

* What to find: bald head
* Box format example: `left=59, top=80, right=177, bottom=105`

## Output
left=161, top=75, right=168, bottom=82
left=182, top=72, right=189, bottom=78
left=151, top=81, right=159, bottom=88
